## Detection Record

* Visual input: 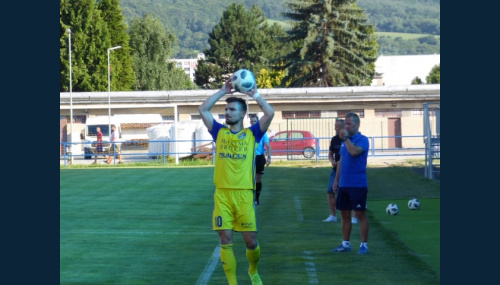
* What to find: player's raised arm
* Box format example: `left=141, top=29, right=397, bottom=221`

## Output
left=242, top=87, right=274, bottom=133
left=199, top=79, right=233, bottom=131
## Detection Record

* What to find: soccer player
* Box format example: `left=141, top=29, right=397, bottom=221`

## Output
left=323, top=119, right=343, bottom=222
left=332, top=112, right=370, bottom=255
left=249, top=114, right=272, bottom=205
left=323, top=120, right=359, bottom=224
left=199, top=78, right=274, bottom=285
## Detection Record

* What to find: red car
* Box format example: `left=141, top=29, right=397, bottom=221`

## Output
left=268, top=130, right=316, bottom=158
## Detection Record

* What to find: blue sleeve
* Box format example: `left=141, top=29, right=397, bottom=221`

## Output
left=209, top=119, right=224, bottom=142
left=360, top=136, right=370, bottom=153
left=262, top=133, right=269, bottom=144
left=250, top=122, right=264, bottom=142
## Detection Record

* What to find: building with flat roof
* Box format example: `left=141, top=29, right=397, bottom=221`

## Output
left=371, top=54, right=440, bottom=86
left=60, top=84, right=440, bottom=153
left=170, top=53, right=205, bottom=82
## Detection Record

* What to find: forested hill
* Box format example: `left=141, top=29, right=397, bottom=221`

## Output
left=119, top=0, right=440, bottom=58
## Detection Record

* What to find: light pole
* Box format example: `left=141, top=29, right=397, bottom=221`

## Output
left=67, top=28, right=74, bottom=163
left=107, top=46, right=122, bottom=137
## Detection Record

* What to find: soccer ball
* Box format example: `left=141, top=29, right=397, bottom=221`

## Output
left=231, top=69, right=256, bottom=92
left=386, top=203, right=399, bottom=215
left=408, top=198, right=421, bottom=210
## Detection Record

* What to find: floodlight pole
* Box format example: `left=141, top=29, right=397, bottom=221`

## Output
left=107, top=46, right=122, bottom=137
left=67, top=28, right=74, bottom=164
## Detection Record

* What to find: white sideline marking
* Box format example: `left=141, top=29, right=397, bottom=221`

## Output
left=303, top=251, right=319, bottom=284
left=380, top=220, right=440, bottom=225
left=61, top=230, right=212, bottom=235
left=294, top=196, right=304, bottom=221
left=196, top=244, right=220, bottom=285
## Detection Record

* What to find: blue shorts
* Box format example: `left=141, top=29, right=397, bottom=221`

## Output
left=336, top=187, right=368, bottom=211
left=327, top=169, right=336, bottom=194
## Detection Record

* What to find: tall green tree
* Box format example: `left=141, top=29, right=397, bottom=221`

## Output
left=194, top=3, right=290, bottom=89
left=279, top=0, right=378, bottom=87
left=60, top=0, right=112, bottom=92
left=60, top=0, right=71, bottom=92
left=129, top=14, right=179, bottom=90
left=426, top=64, right=440, bottom=84
left=97, top=0, right=136, bottom=91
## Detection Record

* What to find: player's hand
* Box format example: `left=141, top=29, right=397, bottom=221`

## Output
left=266, top=157, right=271, bottom=166
left=222, top=78, right=234, bottom=95
left=339, top=129, right=348, bottom=140
left=241, top=86, right=259, bottom=99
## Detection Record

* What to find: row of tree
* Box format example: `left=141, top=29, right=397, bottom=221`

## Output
left=412, top=64, right=440, bottom=85
left=118, top=0, right=440, bottom=58
left=357, top=0, right=440, bottom=35
left=60, top=0, right=195, bottom=92
left=194, top=0, right=378, bottom=88
left=377, top=35, right=440, bottom=55
left=60, top=0, right=438, bottom=93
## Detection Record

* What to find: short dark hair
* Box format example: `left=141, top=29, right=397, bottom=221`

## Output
left=250, top=114, right=259, bottom=120
left=345, top=113, right=360, bottom=124
left=225, top=97, right=247, bottom=112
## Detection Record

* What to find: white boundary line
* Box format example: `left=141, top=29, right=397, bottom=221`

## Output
left=60, top=230, right=212, bottom=235
left=196, top=244, right=220, bottom=285
left=303, top=250, right=319, bottom=284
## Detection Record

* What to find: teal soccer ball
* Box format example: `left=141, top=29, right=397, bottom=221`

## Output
left=231, top=69, right=256, bottom=92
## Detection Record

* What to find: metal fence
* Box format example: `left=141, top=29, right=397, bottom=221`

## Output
left=423, top=102, right=440, bottom=180
left=60, top=135, right=426, bottom=168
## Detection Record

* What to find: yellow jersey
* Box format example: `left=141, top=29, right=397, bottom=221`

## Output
left=210, top=120, right=263, bottom=190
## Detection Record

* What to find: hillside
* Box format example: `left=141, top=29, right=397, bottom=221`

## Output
left=119, top=0, right=440, bottom=58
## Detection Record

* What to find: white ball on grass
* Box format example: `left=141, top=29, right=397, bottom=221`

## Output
left=386, top=203, right=399, bottom=215
left=408, top=198, right=421, bottom=210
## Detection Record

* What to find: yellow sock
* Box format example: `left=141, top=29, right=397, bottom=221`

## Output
left=220, top=243, right=238, bottom=285
left=246, top=244, right=261, bottom=275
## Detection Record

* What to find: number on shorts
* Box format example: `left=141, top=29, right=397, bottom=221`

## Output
left=215, top=216, right=223, bottom=227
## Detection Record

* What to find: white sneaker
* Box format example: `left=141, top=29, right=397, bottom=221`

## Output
left=323, top=215, right=337, bottom=222
left=351, top=217, right=358, bottom=224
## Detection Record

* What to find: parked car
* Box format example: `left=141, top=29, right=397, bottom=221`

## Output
left=269, top=130, right=316, bottom=158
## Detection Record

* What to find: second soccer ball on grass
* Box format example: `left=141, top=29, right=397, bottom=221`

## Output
left=408, top=198, right=421, bottom=210
left=386, top=203, right=399, bottom=215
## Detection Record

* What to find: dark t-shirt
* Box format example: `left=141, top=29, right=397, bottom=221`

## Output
left=329, top=135, right=342, bottom=169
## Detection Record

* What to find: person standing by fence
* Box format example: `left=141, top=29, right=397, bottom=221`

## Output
left=332, top=112, right=370, bottom=254
left=106, top=125, right=123, bottom=164
left=249, top=114, right=272, bottom=206
left=323, top=119, right=344, bottom=222
left=92, top=127, right=103, bottom=164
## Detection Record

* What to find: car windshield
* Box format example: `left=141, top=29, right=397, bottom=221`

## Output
left=274, top=132, right=288, bottom=140
left=290, top=132, right=305, bottom=139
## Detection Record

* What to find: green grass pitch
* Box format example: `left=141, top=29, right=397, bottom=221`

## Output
left=60, top=165, right=440, bottom=284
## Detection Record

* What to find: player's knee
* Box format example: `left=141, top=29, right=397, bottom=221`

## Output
left=243, top=233, right=258, bottom=249
left=245, top=240, right=258, bottom=249
left=218, top=231, right=233, bottom=244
